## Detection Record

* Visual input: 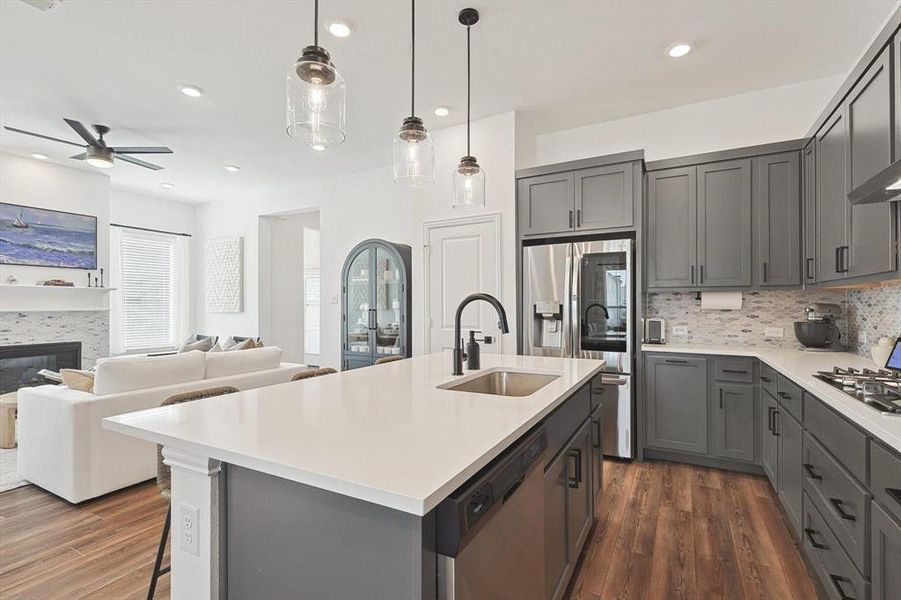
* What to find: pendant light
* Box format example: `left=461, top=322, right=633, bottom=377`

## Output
left=393, top=0, right=435, bottom=186
left=286, top=0, right=346, bottom=150
left=452, top=8, right=485, bottom=209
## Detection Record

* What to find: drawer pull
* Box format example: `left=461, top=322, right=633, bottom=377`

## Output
left=829, top=498, right=856, bottom=521
left=567, top=448, right=582, bottom=489
left=828, top=574, right=855, bottom=600
left=664, top=359, right=687, bottom=364
left=803, top=527, right=828, bottom=550
left=887, top=487, right=901, bottom=507
left=722, top=369, right=748, bottom=374
left=777, top=391, right=793, bottom=400
left=760, top=376, right=772, bottom=383
left=803, top=463, right=823, bottom=481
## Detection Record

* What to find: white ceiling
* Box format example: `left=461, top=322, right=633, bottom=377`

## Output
left=0, top=0, right=896, bottom=204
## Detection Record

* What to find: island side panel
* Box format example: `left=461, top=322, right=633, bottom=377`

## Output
left=224, top=464, right=437, bottom=600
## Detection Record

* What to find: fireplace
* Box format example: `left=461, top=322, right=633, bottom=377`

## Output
left=0, top=342, right=82, bottom=394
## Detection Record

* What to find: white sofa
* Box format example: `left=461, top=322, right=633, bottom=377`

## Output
left=17, top=347, right=309, bottom=503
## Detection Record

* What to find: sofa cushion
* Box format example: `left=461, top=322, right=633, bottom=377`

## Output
left=94, top=351, right=206, bottom=396
left=205, top=346, right=283, bottom=379
left=60, top=369, right=95, bottom=392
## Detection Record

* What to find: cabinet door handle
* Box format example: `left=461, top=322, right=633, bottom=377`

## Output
left=806, top=257, right=815, bottom=280
left=828, top=574, right=855, bottom=600
left=829, top=498, right=856, bottom=521
left=762, top=261, right=768, bottom=282
left=690, top=265, right=695, bottom=284
left=576, top=209, right=582, bottom=228
left=835, top=247, right=841, bottom=274
left=592, top=418, right=602, bottom=450
left=804, top=527, right=828, bottom=550
left=569, top=210, right=574, bottom=229
left=767, top=406, right=775, bottom=433
left=803, top=463, right=823, bottom=481
left=772, top=410, right=780, bottom=436
left=719, top=389, right=724, bottom=410
left=700, top=265, right=704, bottom=284
left=369, top=309, right=377, bottom=330
left=567, top=448, right=582, bottom=489
left=840, top=246, right=850, bottom=273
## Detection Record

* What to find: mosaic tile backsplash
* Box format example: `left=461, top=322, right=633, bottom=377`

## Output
left=0, top=311, right=110, bottom=367
left=645, top=283, right=901, bottom=355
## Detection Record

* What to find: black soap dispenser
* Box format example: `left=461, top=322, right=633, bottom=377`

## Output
left=466, top=330, right=481, bottom=371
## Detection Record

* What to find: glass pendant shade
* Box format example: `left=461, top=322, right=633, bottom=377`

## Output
left=286, top=46, right=346, bottom=150
left=393, top=117, right=435, bottom=186
left=452, top=156, right=485, bottom=208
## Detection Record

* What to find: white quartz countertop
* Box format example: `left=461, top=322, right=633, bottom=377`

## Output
left=103, top=352, right=604, bottom=516
left=642, top=343, right=901, bottom=452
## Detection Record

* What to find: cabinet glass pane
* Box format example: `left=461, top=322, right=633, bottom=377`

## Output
left=578, top=251, right=628, bottom=353
left=345, top=248, right=371, bottom=354
left=375, top=246, right=403, bottom=356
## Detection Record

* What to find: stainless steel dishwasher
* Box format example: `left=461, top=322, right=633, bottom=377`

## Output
left=436, top=426, right=546, bottom=600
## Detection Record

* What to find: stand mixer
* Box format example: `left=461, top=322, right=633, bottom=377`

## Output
left=794, top=303, right=844, bottom=350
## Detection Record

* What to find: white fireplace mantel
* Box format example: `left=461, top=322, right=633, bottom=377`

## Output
left=0, top=285, right=116, bottom=312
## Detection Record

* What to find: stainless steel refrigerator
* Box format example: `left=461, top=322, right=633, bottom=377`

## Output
left=522, top=238, right=634, bottom=458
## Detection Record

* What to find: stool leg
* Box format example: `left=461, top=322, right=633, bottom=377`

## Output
left=147, top=506, right=171, bottom=600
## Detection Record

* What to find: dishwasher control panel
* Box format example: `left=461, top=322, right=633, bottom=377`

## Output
left=436, top=426, right=547, bottom=557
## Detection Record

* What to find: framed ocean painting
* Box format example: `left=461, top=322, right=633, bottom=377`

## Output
left=0, top=202, right=98, bottom=269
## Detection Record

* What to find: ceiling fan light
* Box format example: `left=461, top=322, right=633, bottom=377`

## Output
left=85, top=146, right=114, bottom=169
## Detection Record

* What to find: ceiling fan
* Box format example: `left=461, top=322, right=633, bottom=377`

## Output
left=3, top=118, right=173, bottom=170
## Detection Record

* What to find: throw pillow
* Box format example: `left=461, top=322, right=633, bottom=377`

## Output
left=179, top=336, right=215, bottom=353
left=209, top=342, right=224, bottom=352
left=60, top=369, right=95, bottom=393
left=226, top=338, right=256, bottom=351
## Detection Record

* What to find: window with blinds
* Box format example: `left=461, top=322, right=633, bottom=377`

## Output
left=119, top=231, right=179, bottom=352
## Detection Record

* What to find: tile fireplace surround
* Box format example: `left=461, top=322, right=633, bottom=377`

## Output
left=0, top=311, right=109, bottom=368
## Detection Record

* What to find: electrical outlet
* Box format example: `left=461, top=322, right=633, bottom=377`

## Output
left=330, top=293, right=339, bottom=304
left=764, top=327, right=784, bottom=338
left=672, top=326, right=689, bottom=336
left=180, top=502, right=199, bottom=556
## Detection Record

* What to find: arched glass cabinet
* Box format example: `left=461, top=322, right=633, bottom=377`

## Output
left=341, top=239, right=412, bottom=370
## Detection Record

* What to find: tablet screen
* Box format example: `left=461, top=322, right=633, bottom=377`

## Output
left=886, top=338, right=901, bottom=371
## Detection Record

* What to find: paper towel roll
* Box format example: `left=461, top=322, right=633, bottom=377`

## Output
left=700, top=291, right=743, bottom=310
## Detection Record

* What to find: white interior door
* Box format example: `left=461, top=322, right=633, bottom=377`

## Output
left=425, top=215, right=500, bottom=354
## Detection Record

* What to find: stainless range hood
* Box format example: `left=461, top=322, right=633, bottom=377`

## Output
left=848, top=159, right=901, bottom=205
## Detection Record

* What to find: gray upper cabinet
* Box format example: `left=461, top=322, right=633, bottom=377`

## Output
left=711, top=383, right=756, bottom=462
left=756, top=152, right=801, bottom=286
left=575, top=163, right=634, bottom=230
left=518, top=161, right=637, bottom=237
left=895, top=34, right=901, bottom=159
left=816, top=110, right=848, bottom=283
left=802, top=142, right=817, bottom=283
left=647, top=167, right=697, bottom=288
left=645, top=355, right=708, bottom=454
left=846, top=46, right=897, bottom=280
left=518, top=172, right=574, bottom=237
left=697, top=159, right=752, bottom=287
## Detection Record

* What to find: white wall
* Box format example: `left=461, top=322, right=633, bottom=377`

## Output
left=531, top=75, right=845, bottom=167
left=0, top=153, right=110, bottom=290
left=109, top=188, right=196, bottom=235
left=192, top=112, right=517, bottom=369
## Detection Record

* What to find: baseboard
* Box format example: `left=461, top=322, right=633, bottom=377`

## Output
left=642, top=447, right=766, bottom=475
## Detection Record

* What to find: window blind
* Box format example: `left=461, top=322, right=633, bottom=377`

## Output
left=119, top=231, right=178, bottom=352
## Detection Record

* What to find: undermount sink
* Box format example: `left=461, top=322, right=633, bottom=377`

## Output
left=439, top=369, right=559, bottom=397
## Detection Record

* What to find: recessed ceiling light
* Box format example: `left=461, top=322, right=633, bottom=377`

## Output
left=178, top=84, right=204, bottom=98
left=224, top=164, right=240, bottom=172
left=327, top=21, right=352, bottom=38
left=311, top=143, right=326, bottom=152
left=161, top=182, right=174, bottom=189
left=434, top=106, right=450, bottom=117
left=666, top=43, right=692, bottom=58
left=31, top=153, right=48, bottom=160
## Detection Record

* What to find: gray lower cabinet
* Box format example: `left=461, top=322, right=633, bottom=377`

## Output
left=756, top=152, right=801, bottom=286
left=645, top=355, right=708, bottom=454
left=711, top=383, right=756, bottom=462
left=761, top=391, right=779, bottom=486
left=519, top=172, right=575, bottom=237
left=575, top=163, right=634, bottom=230
left=802, top=142, right=817, bottom=283
left=590, top=405, right=603, bottom=513
left=871, top=500, right=901, bottom=600
left=647, top=167, right=697, bottom=288
left=776, top=410, right=803, bottom=535
left=545, top=417, right=594, bottom=600
left=697, top=159, right=752, bottom=287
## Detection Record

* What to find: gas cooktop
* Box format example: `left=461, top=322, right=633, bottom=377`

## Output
left=813, top=367, right=901, bottom=416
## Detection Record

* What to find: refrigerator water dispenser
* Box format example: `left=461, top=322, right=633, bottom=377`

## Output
left=533, top=301, right=563, bottom=348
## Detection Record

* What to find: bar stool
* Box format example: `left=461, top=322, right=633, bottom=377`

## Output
left=291, top=367, right=338, bottom=381
left=374, top=356, right=405, bottom=365
left=147, top=385, right=239, bottom=600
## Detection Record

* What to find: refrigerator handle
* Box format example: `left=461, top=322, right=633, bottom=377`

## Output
left=569, top=243, right=580, bottom=359
left=562, top=244, right=574, bottom=358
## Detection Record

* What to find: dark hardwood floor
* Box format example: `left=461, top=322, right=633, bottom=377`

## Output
left=567, top=458, right=819, bottom=600
left=0, top=459, right=818, bottom=599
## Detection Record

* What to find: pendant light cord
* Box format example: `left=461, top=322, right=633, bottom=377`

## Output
left=314, top=0, right=319, bottom=47
left=466, top=24, right=471, bottom=156
left=411, top=0, right=415, bottom=117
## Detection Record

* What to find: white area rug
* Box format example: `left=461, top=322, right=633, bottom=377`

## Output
left=0, top=447, right=28, bottom=493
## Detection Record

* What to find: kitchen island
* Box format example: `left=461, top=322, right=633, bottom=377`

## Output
left=103, top=352, right=605, bottom=600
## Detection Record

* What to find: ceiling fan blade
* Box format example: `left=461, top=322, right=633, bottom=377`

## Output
left=64, top=118, right=100, bottom=146
left=70, top=152, right=87, bottom=160
left=3, top=125, right=85, bottom=148
left=110, top=146, right=173, bottom=155
left=115, top=153, right=163, bottom=171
